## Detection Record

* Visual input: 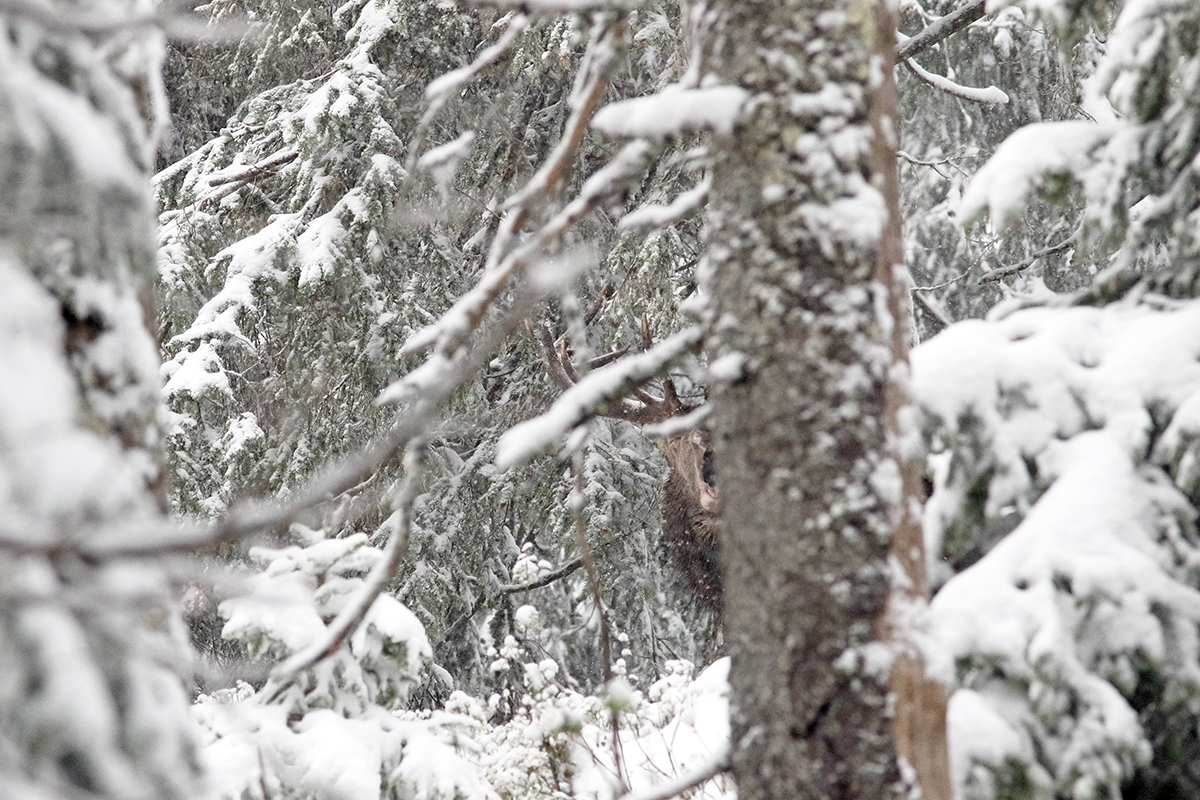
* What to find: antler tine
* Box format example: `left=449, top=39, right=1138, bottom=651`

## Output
left=535, top=315, right=688, bottom=426
left=535, top=318, right=574, bottom=392
left=663, top=374, right=680, bottom=405
left=639, top=312, right=654, bottom=351
left=589, top=344, right=632, bottom=370
left=557, top=339, right=580, bottom=383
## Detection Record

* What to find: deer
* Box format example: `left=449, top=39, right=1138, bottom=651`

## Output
left=535, top=319, right=722, bottom=616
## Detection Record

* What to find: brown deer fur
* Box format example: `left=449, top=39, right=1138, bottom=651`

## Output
left=536, top=320, right=721, bottom=612
left=658, top=430, right=721, bottom=614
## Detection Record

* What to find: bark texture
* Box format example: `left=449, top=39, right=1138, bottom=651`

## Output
left=703, top=0, right=915, bottom=796
left=871, top=0, right=954, bottom=794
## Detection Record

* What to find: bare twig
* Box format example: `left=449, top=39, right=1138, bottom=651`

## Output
left=979, top=236, right=1076, bottom=283
left=614, top=745, right=731, bottom=800
left=497, top=558, right=584, bottom=594
left=896, top=0, right=987, bottom=61
left=912, top=266, right=973, bottom=292
left=439, top=556, right=585, bottom=642
left=912, top=289, right=954, bottom=330
left=898, top=149, right=953, bottom=180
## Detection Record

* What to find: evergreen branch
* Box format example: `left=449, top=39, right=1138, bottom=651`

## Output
left=570, top=441, right=627, bottom=792
left=0, top=291, right=546, bottom=560
left=401, top=18, right=631, bottom=358
left=896, top=0, right=987, bottom=61
left=405, top=14, right=533, bottom=177
left=474, top=0, right=642, bottom=11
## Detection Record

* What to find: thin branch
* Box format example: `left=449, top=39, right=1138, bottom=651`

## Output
left=497, top=558, right=584, bottom=594
left=898, top=149, right=954, bottom=180
left=912, top=289, right=954, bottom=330
left=912, top=266, right=973, bottom=292
left=902, top=58, right=1008, bottom=104
left=614, top=745, right=731, bottom=800
left=979, top=236, right=1076, bottom=283
left=896, top=0, right=987, bottom=61
left=439, top=556, right=585, bottom=642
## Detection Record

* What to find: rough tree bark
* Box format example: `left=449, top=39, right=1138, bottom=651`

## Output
left=703, top=0, right=951, bottom=797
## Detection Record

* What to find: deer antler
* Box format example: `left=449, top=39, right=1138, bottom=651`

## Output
left=535, top=317, right=689, bottom=425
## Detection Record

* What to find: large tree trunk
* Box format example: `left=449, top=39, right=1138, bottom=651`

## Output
left=704, top=0, right=951, bottom=797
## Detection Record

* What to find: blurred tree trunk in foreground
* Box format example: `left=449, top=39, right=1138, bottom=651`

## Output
left=704, top=0, right=951, bottom=796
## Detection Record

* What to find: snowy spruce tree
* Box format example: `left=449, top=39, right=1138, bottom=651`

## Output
left=156, top=0, right=721, bottom=699
left=912, top=0, right=1200, bottom=795
left=0, top=2, right=203, bottom=798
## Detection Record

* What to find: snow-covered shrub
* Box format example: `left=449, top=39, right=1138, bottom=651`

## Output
left=443, top=632, right=732, bottom=800
left=195, top=533, right=495, bottom=800
left=915, top=299, right=1200, bottom=799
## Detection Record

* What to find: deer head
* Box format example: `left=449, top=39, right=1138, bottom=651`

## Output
left=536, top=318, right=721, bottom=612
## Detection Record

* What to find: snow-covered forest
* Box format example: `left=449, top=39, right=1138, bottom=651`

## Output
left=4, top=0, right=1200, bottom=797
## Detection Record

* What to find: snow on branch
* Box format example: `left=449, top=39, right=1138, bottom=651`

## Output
left=896, top=0, right=987, bottom=61
left=399, top=20, right=631, bottom=360
left=53, top=293, right=545, bottom=560
left=979, top=235, right=1077, bottom=283
left=592, top=86, right=748, bottom=139
left=470, top=0, right=641, bottom=11
left=503, top=18, right=623, bottom=212
left=495, top=325, right=703, bottom=468
left=398, top=13, right=530, bottom=186
left=206, top=147, right=299, bottom=188
left=0, top=0, right=214, bottom=38
left=423, top=14, right=530, bottom=104
left=902, top=58, right=1008, bottom=104
left=619, top=176, right=710, bottom=232
left=960, top=121, right=1115, bottom=231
